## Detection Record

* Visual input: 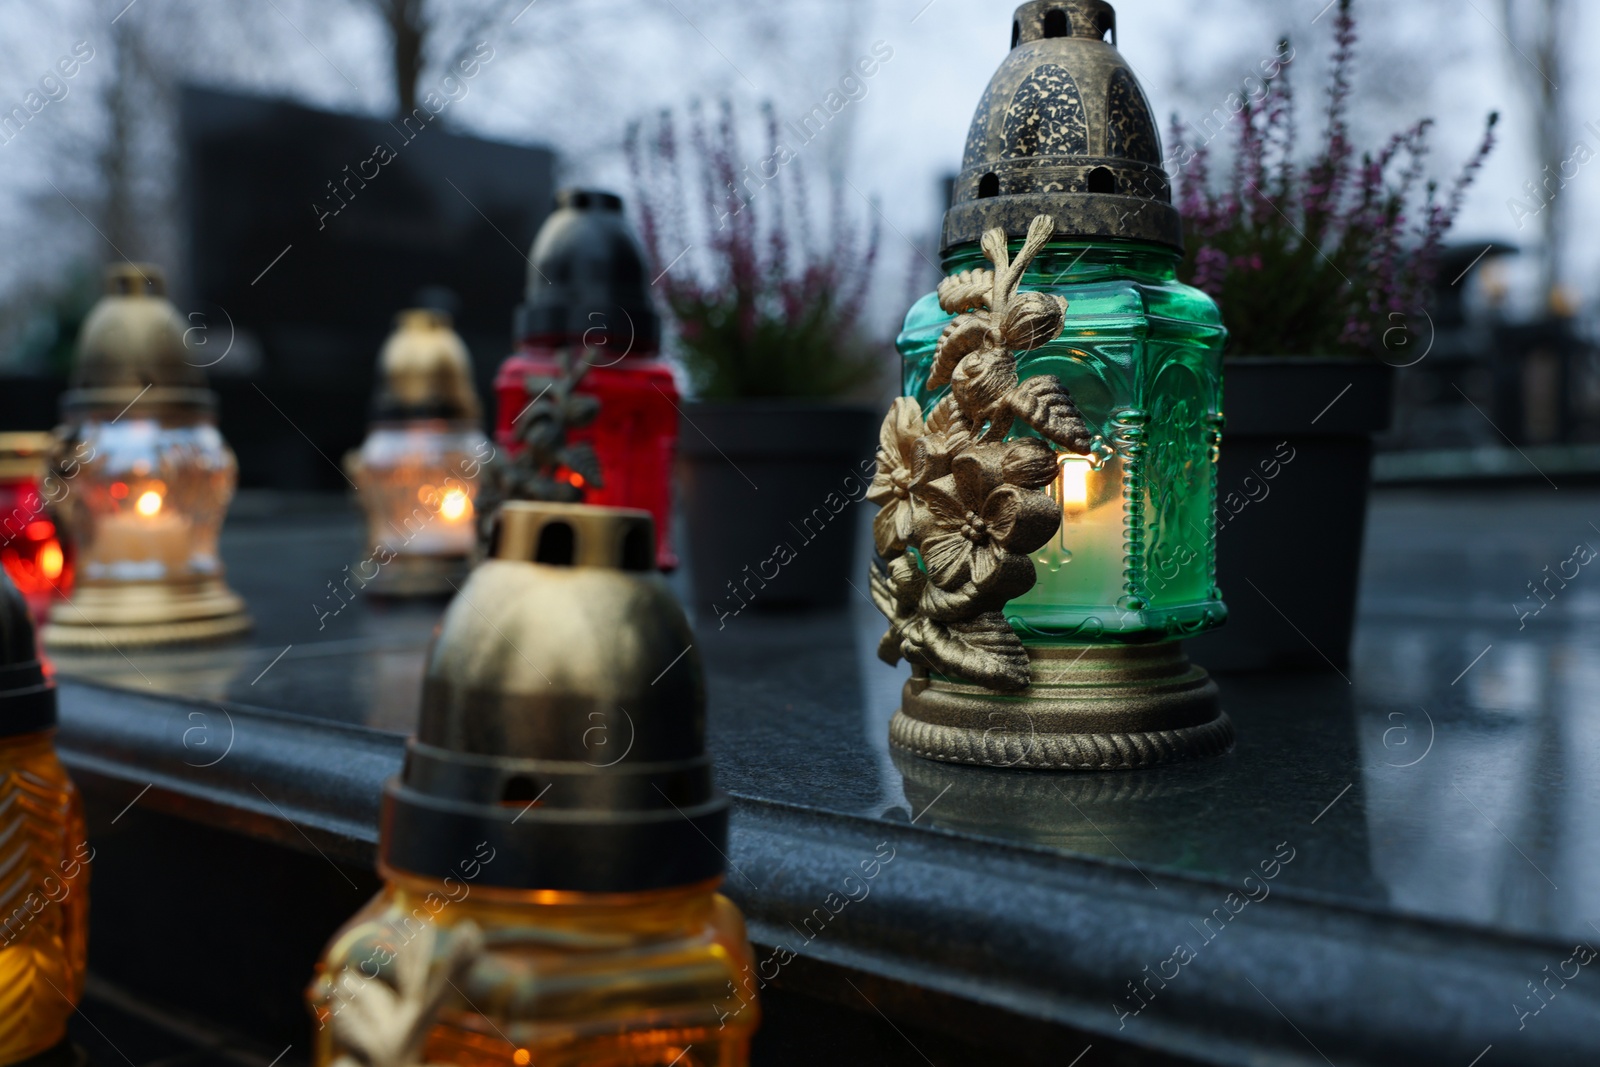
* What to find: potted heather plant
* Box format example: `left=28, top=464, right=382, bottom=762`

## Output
left=626, top=101, right=886, bottom=618
left=1170, top=0, right=1496, bottom=671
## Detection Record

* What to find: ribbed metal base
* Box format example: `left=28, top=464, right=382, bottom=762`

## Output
left=891, top=642, right=1233, bottom=771
left=43, top=576, right=251, bottom=649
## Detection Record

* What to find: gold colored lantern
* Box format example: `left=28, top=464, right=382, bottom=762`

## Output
left=352, top=310, right=493, bottom=596
left=43, top=264, right=250, bottom=648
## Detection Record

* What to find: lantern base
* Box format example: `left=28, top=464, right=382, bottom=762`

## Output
left=42, top=576, right=251, bottom=649
left=890, top=642, right=1233, bottom=771
left=364, top=554, right=471, bottom=597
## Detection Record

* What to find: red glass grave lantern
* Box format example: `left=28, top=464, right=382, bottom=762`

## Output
left=494, top=189, right=679, bottom=569
left=0, top=432, right=74, bottom=617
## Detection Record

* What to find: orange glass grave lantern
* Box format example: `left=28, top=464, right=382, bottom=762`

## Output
left=309, top=503, right=757, bottom=1065
left=0, top=568, right=90, bottom=1065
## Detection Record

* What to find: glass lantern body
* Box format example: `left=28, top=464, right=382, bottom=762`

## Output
left=309, top=871, right=758, bottom=1067
left=898, top=239, right=1226, bottom=643
left=0, top=476, right=73, bottom=616
left=0, top=729, right=90, bottom=1064
left=494, top=342, right=680, bottom=570
left=54, top=410, right=236, bottom=585
left=355, top=421, right=491, bottom=561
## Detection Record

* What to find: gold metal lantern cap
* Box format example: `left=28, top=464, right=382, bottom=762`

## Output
left=942, top=0, right=1181, bottom=252
left=64, top=263, right=213, bottom=415
left=382, top=500, right=726, bottom=891
left=43, top=263, right=250, bottom=649
left=371, top=308, right=482, bottom=423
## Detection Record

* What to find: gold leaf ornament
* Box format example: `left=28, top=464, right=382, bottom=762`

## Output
left=326, top=921, right=485, bottom=1067
left=870, top=214, right=1092, bottom=690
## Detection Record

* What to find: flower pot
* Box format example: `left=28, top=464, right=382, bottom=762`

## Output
left=1187, top=357, right=1394, bottom=672
left=677, top=402, right=879, bottom=621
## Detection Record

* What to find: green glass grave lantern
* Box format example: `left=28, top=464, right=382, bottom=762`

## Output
left=870, top=0, right=1232, bottom=770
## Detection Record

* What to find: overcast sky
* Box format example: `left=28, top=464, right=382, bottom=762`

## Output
left=1, top=0, right=1594, bottom=333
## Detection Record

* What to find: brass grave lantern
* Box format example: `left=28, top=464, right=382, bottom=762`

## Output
left=351, top=309, right=492, bottom=596
left=44, top=263, right=250, bottom=648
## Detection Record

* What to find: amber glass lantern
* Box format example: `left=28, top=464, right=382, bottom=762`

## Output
left=352, top=309, right=492, bottom=596
left=309, top=503, right=758, bottom=1065
left=0, top=432, right=74, bottom=618
left=0, top=568, right=90, bottom=1065
left=43, top=264, right=249, bottom=649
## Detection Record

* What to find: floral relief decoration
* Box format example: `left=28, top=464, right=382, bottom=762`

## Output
left=868, top=214, right=1092, bottom=690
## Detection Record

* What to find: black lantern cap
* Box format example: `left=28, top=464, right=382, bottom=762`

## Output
left=512, top=189, right=662, bottom=353
left=379, top=501, right=724, bottom=892
left=0, top=570, right=56, bottom=738
left=942, top=0, right=1182, bottom=253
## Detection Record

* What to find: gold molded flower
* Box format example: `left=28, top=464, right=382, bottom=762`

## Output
left=866, top=397, right=925, bottom=556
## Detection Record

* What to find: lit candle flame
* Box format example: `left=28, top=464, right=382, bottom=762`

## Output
left=135, top=490, right=164, bottom=517
left=1059, top=455, right=1091, bottom=508
left=39, top=541, right=63, bottom=580
left=438, top=488, right=471, bottom=523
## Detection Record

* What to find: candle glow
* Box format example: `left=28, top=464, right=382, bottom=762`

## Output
left=439, top=487, right=471, bottom=523
left=1059, top=455, right=1091, bottom=508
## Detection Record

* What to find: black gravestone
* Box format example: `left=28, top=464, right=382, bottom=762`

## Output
left=180, top=85, right=555, bottom=489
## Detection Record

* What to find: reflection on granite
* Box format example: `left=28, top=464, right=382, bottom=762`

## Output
left=51, top=486, right=1600, bottom=946
left=1354, top=487, right=1600, bottom=942
left=52, top=500, right=447, bottom=731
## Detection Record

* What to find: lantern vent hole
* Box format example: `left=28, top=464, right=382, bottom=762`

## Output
left=1098, top=11, right=1115, bottom=43
left=620, top=525, right=653, bottom=572
left=1042, top=9, right=1068, bottom=38
left=1011, top=20, right=1020, bottom=48
left=536, top=520, right=576, bottom=565
left=501, top=775, right=543, bottom=804
left=1088, top=167, right=1116, bottom=194
left=978, top=172, right=1000, bottom=199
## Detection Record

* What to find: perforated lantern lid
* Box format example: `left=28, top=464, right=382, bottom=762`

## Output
left=942, top=0, right=1182, bottom=253
left=0, top=570, right=54, bottom=738
left=380, top=501, right=725, bottom=892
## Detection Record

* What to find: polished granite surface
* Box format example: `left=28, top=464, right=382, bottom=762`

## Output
left=53, top=485, right=1600, bottom=947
